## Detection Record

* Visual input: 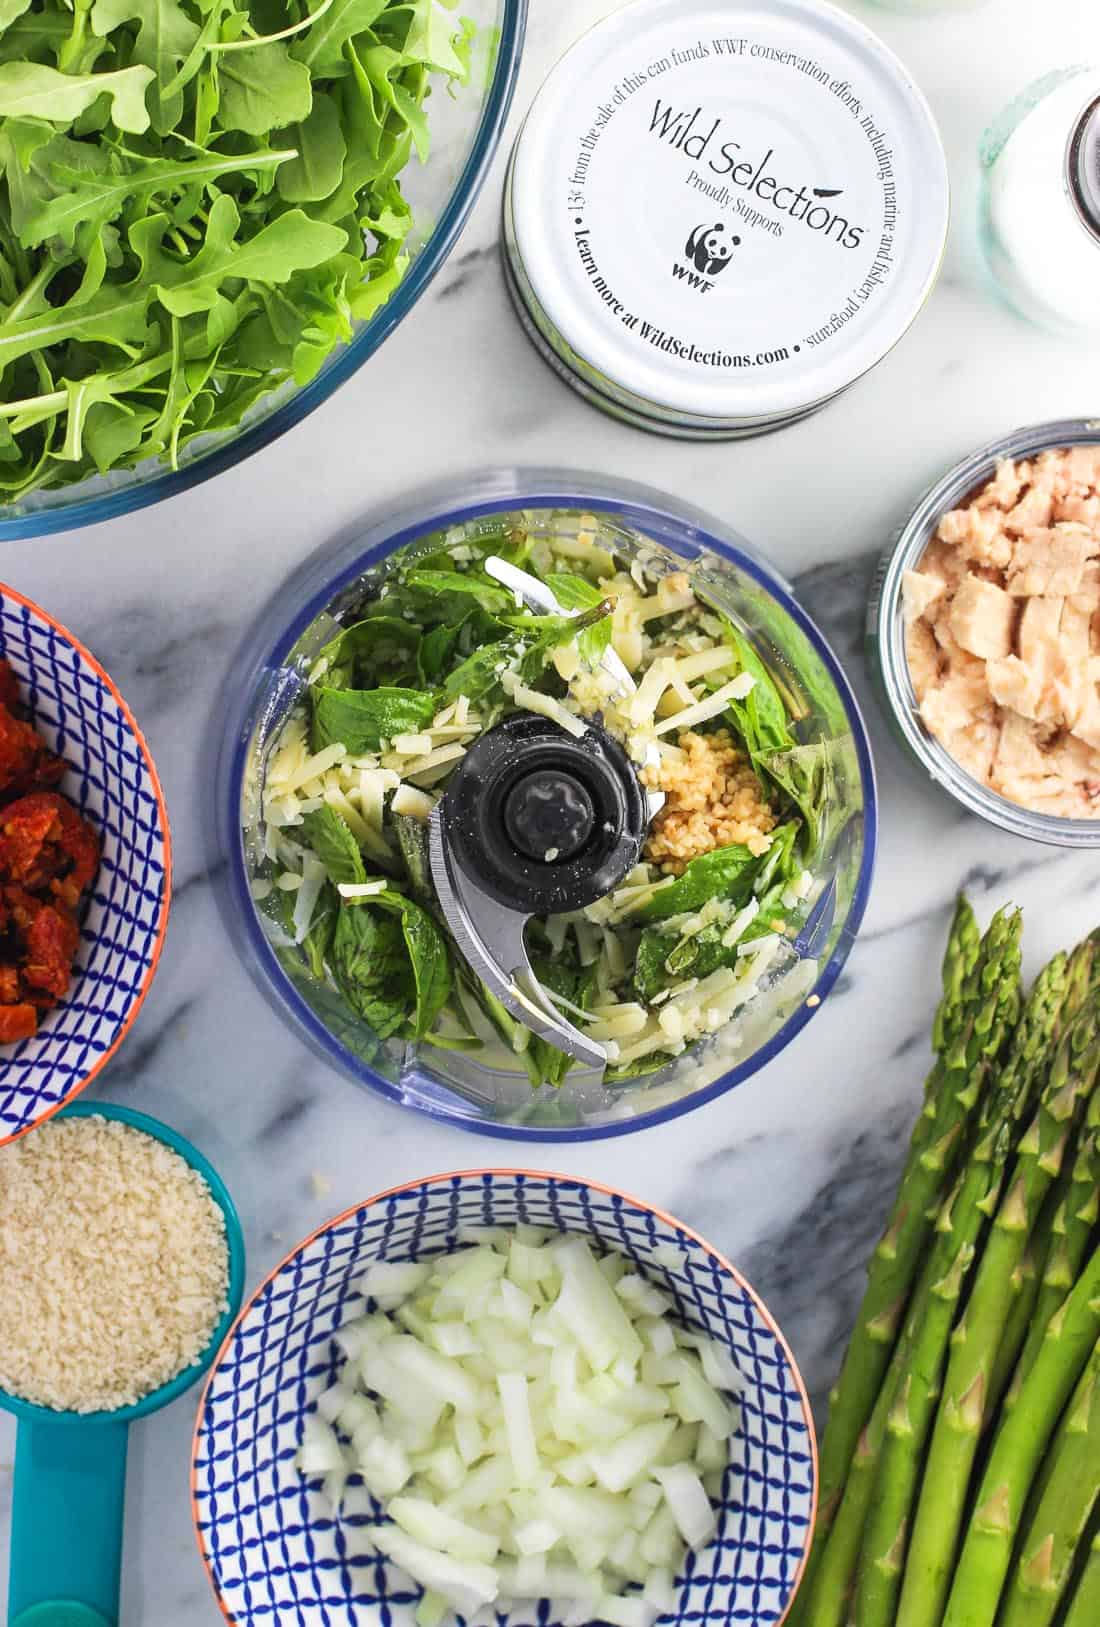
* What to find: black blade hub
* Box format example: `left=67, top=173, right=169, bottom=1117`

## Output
left=441, top=714, right=648, bottom=914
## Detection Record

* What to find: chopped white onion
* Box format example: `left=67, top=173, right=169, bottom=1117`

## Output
left=297, top=1233, right=741, bottom=1624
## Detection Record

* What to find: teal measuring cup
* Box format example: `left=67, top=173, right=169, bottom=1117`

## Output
left=2, top=1102, right=246, bottom=1627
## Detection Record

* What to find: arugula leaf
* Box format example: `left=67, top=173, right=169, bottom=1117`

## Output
left=276, top=91, right=346, bottom=202
left=291, top=0, right=390, bottom=75
left=133, top=194, right=347, bottom=316
left=633, top=842, right=763, bottom=924
left=311, top=684, right=437, bottom=752
left=90, top=0, right=200, bottom=133
left=300, top=805, right=367, bottom=888
left=0, top=62, right=156, bottom=132
left=21, top=146, right=294, bottom=250
left=0, top=0, right=473, bottom=497
left=0, top=0, right=32, bottom=30
left=398, top=0, right=471, bottom=76
left=217, top=41, right=312, bottom=135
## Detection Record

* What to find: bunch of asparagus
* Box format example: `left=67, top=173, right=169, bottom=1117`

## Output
left=790, top=899, right=1100, bottom=1627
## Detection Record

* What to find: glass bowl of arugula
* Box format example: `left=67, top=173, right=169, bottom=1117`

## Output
left=215, top=472, right=878, bottom=1140
left=0, top=0, right=526, bottom=540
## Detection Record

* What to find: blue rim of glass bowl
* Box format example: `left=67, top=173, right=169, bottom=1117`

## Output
left=0, top=3, right=528, bottom=544
left=219, top=477, right=879, bottom=1143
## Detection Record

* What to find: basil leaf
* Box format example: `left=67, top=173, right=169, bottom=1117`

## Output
left=542, top=572, right=603, bottom=610
left=302, top=881, right=339, bottom=979
left=311, top=685, right=437, bottom=752
left=405, top=569, right=515, bottom=618
left=757, top=743, right=834, bottom=862
left=719, top=618, right=794, bottom=759
left=381, top=893, right=451, bottom=1038
left=634, top=842, right=762, bottom=924
left=330, top=903, right=412, bottom=1039
left=341, top=888, right=452, bottom=1038
left=394, top=812, right=433, bottom=902
left=528, top=951, right=598, bottom=1088
left=319, top=615, right=421, bottom=690
left=300, top=806, right=366, bottom=888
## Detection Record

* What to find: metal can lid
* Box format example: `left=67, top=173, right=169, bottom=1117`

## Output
left=508, top=0, right=949, bottom=425
left=1068, top=94, right=1100, bottom=241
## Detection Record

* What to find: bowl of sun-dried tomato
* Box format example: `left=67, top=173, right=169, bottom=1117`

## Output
left=0, top=586, right=171, bottom=1144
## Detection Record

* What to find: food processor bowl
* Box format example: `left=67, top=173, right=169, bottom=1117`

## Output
left=0, top=1, right=527, bottom=543
left=214, top=471, right=877, bottom=1140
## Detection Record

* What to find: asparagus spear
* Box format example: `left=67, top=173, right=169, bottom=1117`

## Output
left=996, top=1341, right=1100, bottom=1627
left=940, top=1256, right=1100, bottom=1627
left=1062, top=1527, right=1100, bottom=1627
left=932, top=896, right=982, bottom=1057
left=815, top=909, right=1020, bottom=1501
left=895, top=1002, right=1100, bottom=1627
left=790, top=911, right=1022, bottom=1627
left=1009, top=1123, right=1100, bottom=1402
left=849, top=952, right=1068, bottom=1627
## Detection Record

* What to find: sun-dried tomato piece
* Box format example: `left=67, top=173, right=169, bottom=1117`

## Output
left=22, top=901, right=79, bottom=1001
left=0, top=794, right=63, bottom=882
left=0, top=964, right=20, bottom=1004
left=0, top=1003, right=37, bottom=1042
left=0, top=793, right=99, bottom=899
left=0, top=662, right=20, bottom=714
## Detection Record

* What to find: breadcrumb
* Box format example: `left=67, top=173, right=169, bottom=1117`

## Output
left=0, top=1115, right=229, bottom=1413
left=642, top=729, right=776, bottom=874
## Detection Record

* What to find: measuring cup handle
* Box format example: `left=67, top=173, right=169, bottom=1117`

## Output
left=9, top=1415, right=128, bottom=1627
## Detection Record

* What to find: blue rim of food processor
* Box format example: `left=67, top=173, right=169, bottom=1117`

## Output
left=0, top=1101, right=246, bottom=1426
left=217, top=471, right=879, bottom=1143
left=0, top=3, right=529, bottom=544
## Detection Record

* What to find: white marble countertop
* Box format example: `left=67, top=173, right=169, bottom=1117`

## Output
left=3, top=0, right=1100, bottom=1618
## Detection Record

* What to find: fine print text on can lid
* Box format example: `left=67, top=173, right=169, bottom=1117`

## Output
left=506, top=0, right=950, bottom=433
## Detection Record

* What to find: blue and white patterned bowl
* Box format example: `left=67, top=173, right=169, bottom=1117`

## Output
left=192, top=1170, right=817, bottom=1627
left=0, top=584, right=171, bottom=1143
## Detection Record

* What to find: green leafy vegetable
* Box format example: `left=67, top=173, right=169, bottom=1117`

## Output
left=632, top=823, right=802, bottom=999
left=528, top=948, right=598, bottom=1089
left=311, top=685, right=437, bottom=752
left=542, top=572, right=603, bottom=610
left=300, top=805, right=367, bottom=887
left=719, top=618, right=794, bottom=759
left=404, top=569, right=515, bottom=618
left=275, top=91, right=347, bottom=201
left=393, top=812, right=432, bottom=902
left=632, top=842, right=762, bottom=925
left=0, top=62, right=156, bottom=132
left=317, top=615, right=421, bottom=690
left=332, top=887, right=451, bottom=1038
left=0, top=0, right=473, bottom=500
left=330, top=900, right=413, bottom=1038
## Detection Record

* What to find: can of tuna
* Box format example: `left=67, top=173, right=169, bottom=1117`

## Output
left=503, top=0, right=950, bottom=439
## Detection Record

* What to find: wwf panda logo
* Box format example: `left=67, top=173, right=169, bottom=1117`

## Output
left=685, top=221, right=740, bottom=276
